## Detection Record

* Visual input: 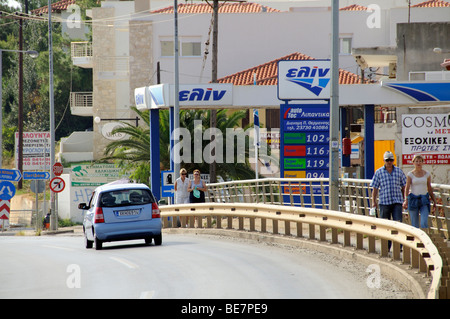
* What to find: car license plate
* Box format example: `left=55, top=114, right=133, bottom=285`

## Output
left=115, top=209, right=140, bottom=217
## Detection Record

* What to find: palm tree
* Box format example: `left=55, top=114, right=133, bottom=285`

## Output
left=101, top=107, right=257, bottom=184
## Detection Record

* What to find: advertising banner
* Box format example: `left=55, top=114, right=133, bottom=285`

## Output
left=15, top=132, right=51, bottom=171
left=402, top=114, right=450, bottom=165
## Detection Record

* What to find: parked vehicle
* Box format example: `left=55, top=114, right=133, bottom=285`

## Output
left=79, top=182, right=162, bottom=250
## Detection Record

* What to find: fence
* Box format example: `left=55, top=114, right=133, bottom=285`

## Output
left=160, top=177, right=450, bottom=298
left=205, top=178, right=450, bottom=239
left=160, top=202, right=443, bottom=299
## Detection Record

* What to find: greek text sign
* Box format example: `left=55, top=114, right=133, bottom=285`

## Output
left=402, top=114, right=450, bottom=165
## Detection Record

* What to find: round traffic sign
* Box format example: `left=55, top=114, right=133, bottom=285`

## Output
left=50, top=177, right=65, bottom=193
left=53, top=162, right=64, bottom=176
left=0, top=181, right=16, bottom=200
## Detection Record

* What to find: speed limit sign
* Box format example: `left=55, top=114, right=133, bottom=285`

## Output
left=50, top=177, right=65, bottom=193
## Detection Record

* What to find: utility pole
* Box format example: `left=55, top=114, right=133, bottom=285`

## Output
left=329, top=0, right=340, bottom=211
left=209, top=0, right=219, bottom=184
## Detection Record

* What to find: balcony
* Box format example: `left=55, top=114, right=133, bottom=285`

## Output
left=71, top=42, right=93, bottom=68
left=70, top=92, right=93, bottom=117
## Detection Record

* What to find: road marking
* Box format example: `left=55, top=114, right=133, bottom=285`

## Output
left=42, top=245, right=74, bottom=252
left=109, top=256, right=139, bottom=269
left=140, top=291, right=155, bottom=299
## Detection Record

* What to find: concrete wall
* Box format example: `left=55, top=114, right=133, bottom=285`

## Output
left=396, top=22, right=450, bottom=81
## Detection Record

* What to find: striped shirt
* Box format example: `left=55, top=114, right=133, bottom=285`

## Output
left=370, top=165, right=407, bottom=205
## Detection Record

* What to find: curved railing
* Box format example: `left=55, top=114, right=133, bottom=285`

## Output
left=160, top=177, right=450, bottom=298
left=160, top=202, right=442, bottom=299
left=204, top=178, right=450, bottom=239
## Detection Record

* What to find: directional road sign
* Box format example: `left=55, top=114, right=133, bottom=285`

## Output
left=0, top=181, right=16, bottom=200
left=0, top=168, right=22, bottom=182
left=23, top=171, right=50, bottom=180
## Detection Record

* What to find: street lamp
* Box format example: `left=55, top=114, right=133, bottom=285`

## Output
left=0, top=49, right=39, bottom=169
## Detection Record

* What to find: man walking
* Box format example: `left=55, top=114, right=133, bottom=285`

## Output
left=370, top=151, right=407, bottom=249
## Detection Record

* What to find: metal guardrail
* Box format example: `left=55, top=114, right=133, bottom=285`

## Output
left=205, top=178, right=450, bottom=239
left=160, top=202, right=442, bottom=299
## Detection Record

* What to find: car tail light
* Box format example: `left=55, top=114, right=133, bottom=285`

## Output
left=94, top=207, right=105, bottom=223
left=152, top=202, right=160, bottom=218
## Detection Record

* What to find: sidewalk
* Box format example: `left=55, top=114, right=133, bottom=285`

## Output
left=0, top=225, right=83, bottom=236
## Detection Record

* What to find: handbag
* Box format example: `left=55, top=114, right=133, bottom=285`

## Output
left=193, top=188, right=201, bottom=199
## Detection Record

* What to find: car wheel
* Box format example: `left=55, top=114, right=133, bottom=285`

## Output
left=94, top=236, right=103, bottom=250
left=154, top=234, right=162, bottom=246
left=145, top=237, right=152, bottom=245
left=84, top=231, right=93, bottom=249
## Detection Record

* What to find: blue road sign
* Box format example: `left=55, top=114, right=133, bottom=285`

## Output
left=0, top=168, right=22, bottom=182
left=0, top=181, right=16, bottom=200
left=161, top=170, right=174, bottom=198
left=23, top=171, right=50, bottom=180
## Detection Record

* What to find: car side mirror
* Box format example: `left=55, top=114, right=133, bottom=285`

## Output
left=78, top=203, right=89, bottom=210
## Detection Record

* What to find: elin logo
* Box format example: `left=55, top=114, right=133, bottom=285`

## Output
left=179, top=88, right=227, bottom=102
left=285, top=66, right=330, bottom=96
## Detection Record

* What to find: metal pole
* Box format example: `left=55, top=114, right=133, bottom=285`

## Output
left=329, top=0, right=340, bottom=211
left=173, top=0, right=180, bottom=182
left=0, top=50, right=2, bottom=169
left=48, top=0, right=57, bottom=230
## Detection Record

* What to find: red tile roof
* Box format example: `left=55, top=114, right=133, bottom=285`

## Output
left=340, top=4, right=368, bottom=11
left=151, top=2, right=281, bottom=14
left=31, top=0, right=76, bottom=15
left=217, top=52, right=366, bottom=85
left=412, top=0, right=450, bottom=7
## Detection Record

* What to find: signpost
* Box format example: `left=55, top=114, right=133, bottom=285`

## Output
left=0, top=181, right=16, bottom=200
left=53, top=162, right=63, bottom=176
left=277, top=60, right=332, bottom=208
left=50, top=177, right=65, bottom=193
left=161, top=170, right=174, bottom=198
left=23, top=171, right=50, bottom=180
left=0, top=168, right=22, bottom=182
left=0, top=200, right=10, bottom=231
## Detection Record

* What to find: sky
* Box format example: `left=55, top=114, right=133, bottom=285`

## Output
left=6, top=0, right=21, bottom=9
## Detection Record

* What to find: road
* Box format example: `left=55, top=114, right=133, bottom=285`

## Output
left=0, top=232, right=409, bottom=299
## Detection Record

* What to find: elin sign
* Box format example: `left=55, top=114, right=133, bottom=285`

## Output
left=277, top=60, right=331, bottom=100
left=135, top=84, right=233, bottom=109
left=402, top=114, right=450, bottom=165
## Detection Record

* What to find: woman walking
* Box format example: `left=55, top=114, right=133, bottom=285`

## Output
left=403, top=154, right=436, bottom=230
left=188, top=169, right=207, bottom=203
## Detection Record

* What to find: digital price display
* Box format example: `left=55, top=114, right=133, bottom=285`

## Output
left=280, top=103, right=330, bottom=206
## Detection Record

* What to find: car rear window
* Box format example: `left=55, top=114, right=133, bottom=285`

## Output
left=99, top=189, right=155, bottom=207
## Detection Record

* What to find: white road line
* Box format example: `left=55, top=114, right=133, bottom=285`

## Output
left=109, top=256, right=139, bottom=269
left=140, top=291, right=155, bottom=299
left=42, top=245, right=74, bottom=252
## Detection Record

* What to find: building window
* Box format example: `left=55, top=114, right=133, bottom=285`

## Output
left=161, top=37, right=201, bottom=57
left=340, top=37, right=352, bottom=55
left=374, top=106, right=397, bottom=124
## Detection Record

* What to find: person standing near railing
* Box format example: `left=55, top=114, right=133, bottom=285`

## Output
left=188, top=169, right=207, bottom=203
left=402, top=154, right=436, bottom=231
left=370, top=151, right=407, bottom=250
left=175, top=168, right=190, bottom=204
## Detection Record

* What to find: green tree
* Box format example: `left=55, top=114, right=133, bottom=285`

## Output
left=101, top=107, right=258, bottom=184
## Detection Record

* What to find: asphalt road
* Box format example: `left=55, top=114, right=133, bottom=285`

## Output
left=0, top=232, right=398, bottom=299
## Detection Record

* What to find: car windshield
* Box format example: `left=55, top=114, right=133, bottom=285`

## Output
left=99, top=189, right=154, bottom=207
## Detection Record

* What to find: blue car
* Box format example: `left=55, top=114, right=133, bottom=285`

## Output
left=79, top=183, right=162, bottom=250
